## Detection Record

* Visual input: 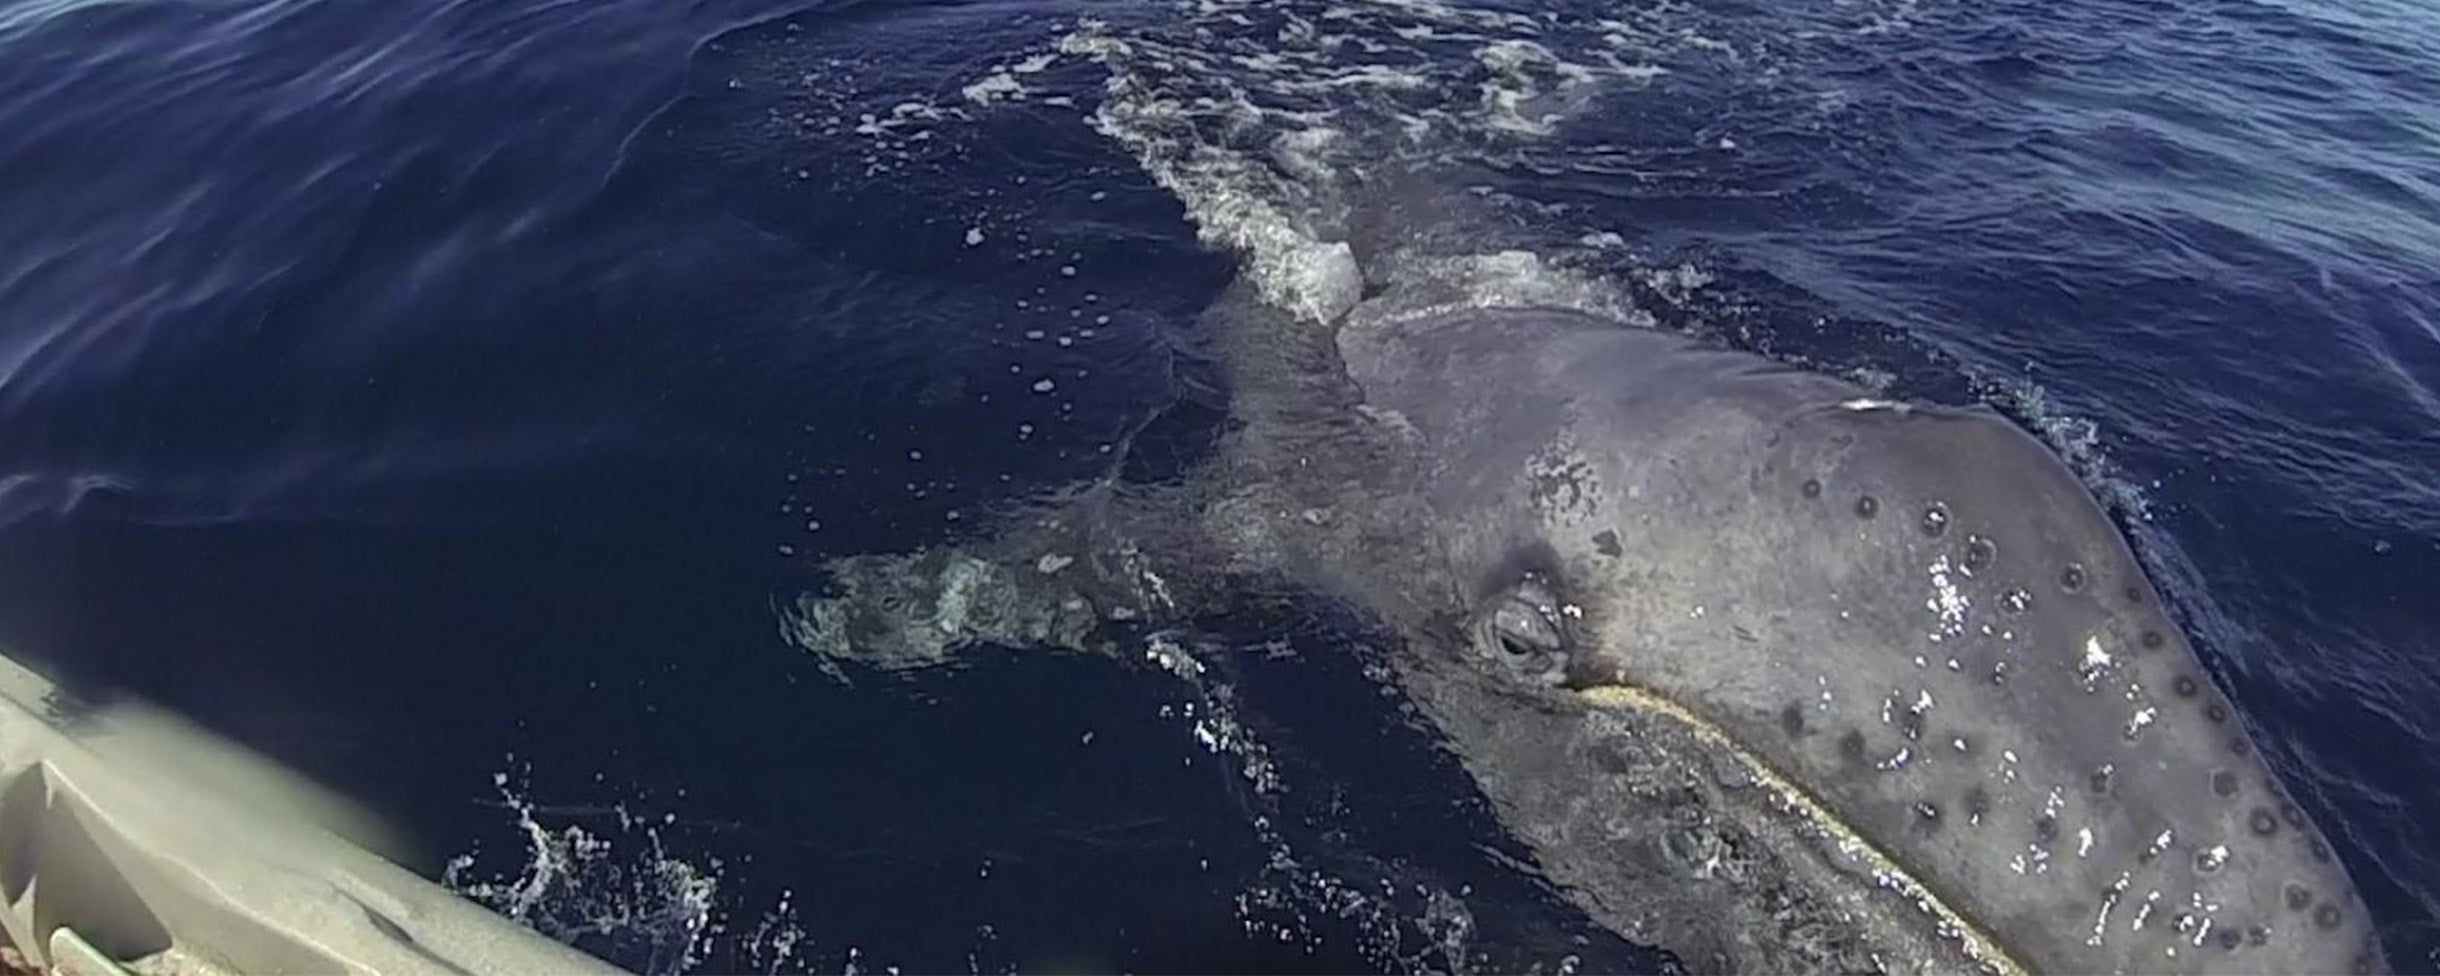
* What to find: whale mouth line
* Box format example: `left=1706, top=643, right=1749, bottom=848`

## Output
left=1568, top=679, right=2030, bottom=976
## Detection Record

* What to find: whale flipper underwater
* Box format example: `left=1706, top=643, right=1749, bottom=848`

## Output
left=795, top=296, right=2386, bottom=974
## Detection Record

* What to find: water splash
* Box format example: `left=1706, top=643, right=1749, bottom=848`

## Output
left=1042, top=0, right=1714, bottom=324
left=443, top=763, right=728, bottom=975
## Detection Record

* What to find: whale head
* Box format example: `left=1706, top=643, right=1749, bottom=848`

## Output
left=1332, top=305, right=2386, bottom=974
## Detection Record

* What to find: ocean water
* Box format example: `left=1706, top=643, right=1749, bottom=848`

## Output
left=0, top=0, right=2434, bottom=971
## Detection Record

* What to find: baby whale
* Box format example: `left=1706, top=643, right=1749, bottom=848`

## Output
left=1329, top=305, right=2384, bottom=974
left=798, top=299, right=2386, bottom=974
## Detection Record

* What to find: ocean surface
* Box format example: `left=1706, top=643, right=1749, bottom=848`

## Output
left=0, top=0, right=2434, bottom=971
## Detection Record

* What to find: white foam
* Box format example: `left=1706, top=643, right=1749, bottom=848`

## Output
left=850, top=100, right=948, bottom=138
left=1474, top=40, right=1565, bottom=135
left=1982, top=376, right=2153, bottom=522
left=1367, top=250, right=1646, bottom=326
left=962, top=52, right=1062, bottom=105
left=962, top=72, right=1027, bottom=105
left=1050, top=0, right=1690, bottom=325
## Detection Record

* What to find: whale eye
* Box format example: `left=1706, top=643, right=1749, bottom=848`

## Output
left=1480, top=576, right=1572, bottom=683
left=1492, top=593, right=1562, bottom=655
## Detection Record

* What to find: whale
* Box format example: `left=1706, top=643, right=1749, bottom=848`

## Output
left=792, top=288, right=2386, bottom=973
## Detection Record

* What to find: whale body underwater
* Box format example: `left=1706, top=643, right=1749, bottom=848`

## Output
left=797, top=293, right=2386, bottom=974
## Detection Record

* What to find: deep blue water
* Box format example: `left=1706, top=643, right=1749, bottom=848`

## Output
left=0, top=0, right=2434, bottom=971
